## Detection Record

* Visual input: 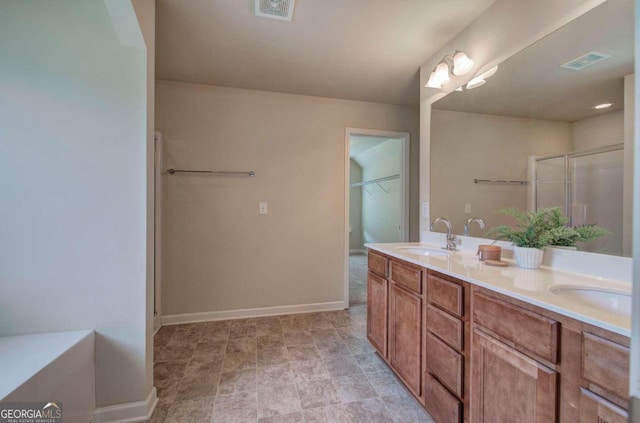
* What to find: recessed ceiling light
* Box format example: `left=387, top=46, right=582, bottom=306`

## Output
left=593, top=102, right=615, bottom=110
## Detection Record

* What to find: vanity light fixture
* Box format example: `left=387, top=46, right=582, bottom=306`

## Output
left=593, top=102, right=615, bottom=110
left=425, top=50, right=474, bottom=89
left=426, top=61, right=451, bottom=88
left=452, top=51, right=474, bottom=76
left=465, top=65, right=498, bottom=90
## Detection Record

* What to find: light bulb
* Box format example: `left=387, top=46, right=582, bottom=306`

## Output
left=425, top=62, right=450, bottom=89
left=425, top=71, right=441, bottom=88
left=434, top=61, right=450, bottom=86
left=452, top=51, right=474, bottom=76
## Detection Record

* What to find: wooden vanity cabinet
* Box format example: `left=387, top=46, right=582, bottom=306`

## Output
left=424, top=271, right=469, bottom=423
left=388, top=259, right=424, bottom=398
left=366, top=252, right=630, bottom=423
left=367, top=251, right=388, bottom=358
left=470, top=290, right=559, bottom=423
left=389, top=280, right=422, bottom=396
left=366, top=252, right=424, bottom=400
left=367, top=271, right=388, bottom=358
left=579, top=331, right=630, bottom=422
left=470, top=286, right=630, bottom=423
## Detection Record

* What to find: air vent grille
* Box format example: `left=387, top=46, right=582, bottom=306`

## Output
left=560, top=52, right=611, bottom=71
left=255, top=0, right=296, bottom=21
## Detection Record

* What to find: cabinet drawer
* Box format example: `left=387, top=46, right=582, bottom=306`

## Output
left=579, top=389, right=628, bottom=423
left=473, top=292, right=559, bottom=363
left=426, top=304, right=464, bottom=351
left=427, top=273, right=464, bottom=317
left=424, top=372, right=462, bottom=423
left=426, top=332, right=463, bottom=397
left=368, top=251, right=388, bottom=278
left=582, top=332, right=629, bottom=400
left=390, top=260, right=422, bottom=294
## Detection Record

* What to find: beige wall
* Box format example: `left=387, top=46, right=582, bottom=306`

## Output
left=349, top=160, right=364, bottom=251
left=572, top=109, right=624, bottom=150
left=430, top=110, right=572, bottom=234
left=156, top=81, right=419, bottom=316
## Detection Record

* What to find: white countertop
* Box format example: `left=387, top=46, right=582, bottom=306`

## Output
left=366, top=242, right=631, bottom=337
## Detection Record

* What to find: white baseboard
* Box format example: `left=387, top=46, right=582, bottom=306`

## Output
left=162, top=301, right=345, bottom=326
left=349, top=249, right=366, bottom=254
left=92, top=387, right=157, bottom=423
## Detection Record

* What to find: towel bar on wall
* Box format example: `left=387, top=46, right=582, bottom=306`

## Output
left=474, top=178, right=529, bottom=185
left=165, top=169, right=255, bottom=177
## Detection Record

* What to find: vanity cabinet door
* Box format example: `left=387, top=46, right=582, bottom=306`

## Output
left=471, top=329, right=557, bottom=423
left=367, top=271, right=388, bottom=358
left=389, top=282, right=422, bottom=397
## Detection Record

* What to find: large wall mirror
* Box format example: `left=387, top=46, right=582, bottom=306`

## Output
left=430, top=0, right=634, bottom=257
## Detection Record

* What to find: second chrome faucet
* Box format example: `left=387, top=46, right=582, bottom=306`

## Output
left=464, top=217, right=485, bottom=236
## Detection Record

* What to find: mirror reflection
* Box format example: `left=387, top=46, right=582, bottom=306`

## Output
left=430, top=0, right=634, bottom=257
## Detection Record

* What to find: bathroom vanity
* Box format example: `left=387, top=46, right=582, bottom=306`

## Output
left=366, top=243, right=631, bottom=423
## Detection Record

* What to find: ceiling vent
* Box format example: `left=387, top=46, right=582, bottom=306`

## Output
left=255, top=0, right=296, bottom=21
left=560, top=51, right=611, bottom=70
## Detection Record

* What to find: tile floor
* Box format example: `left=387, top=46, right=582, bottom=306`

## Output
left=348, top=254, right=367, bottom=306
left=149, top=305, right=434, bottom=422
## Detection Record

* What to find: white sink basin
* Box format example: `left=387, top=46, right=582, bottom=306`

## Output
left=549, top=285, right=631, bottom=317
left=395, top=246, right=451, bottom=257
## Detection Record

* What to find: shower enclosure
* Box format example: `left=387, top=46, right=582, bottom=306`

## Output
left=533, top=144, right=624, bottom=256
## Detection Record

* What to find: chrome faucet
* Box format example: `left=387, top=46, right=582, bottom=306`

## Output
left=430, top=217, right=457, bottom=251
left=464, top=217, right=485, bottom=236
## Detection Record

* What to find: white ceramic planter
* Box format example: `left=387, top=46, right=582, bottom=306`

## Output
left=513, top=246, right=544, bottom=269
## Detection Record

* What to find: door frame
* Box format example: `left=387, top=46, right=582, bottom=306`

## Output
left=343, top=127, right=410, bottom=308
left=153, top=132, right=163, bottom=334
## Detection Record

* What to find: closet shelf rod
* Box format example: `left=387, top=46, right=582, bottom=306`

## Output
left=166, top=169, right=255, bottom=177
left=474, top=178, right=529, bottom=185
left=351, top=174, right=400, bottom=188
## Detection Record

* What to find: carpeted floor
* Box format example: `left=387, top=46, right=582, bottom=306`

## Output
left=349, top=253, right=368, bottom=306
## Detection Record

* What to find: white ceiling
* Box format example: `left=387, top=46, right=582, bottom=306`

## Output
left=156, top=0, right=496, bottom=106
left=349, top=135, right=387, bottom=159
left=433, top=0, right=634, bottom=122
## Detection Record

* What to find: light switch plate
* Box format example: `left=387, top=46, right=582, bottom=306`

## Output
left=465, top=203, right=471, bottom=214
left=422, top=202, right=429, bottom=218
left=259, top=202, right=268, bottom=214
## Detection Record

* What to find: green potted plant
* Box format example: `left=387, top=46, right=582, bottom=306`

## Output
left=486, top=207, right=608, bottom=269
left=540, top=207, right=609, bottom=249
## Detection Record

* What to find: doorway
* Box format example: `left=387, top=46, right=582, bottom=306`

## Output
left=344, top=128, right=410, bottom=307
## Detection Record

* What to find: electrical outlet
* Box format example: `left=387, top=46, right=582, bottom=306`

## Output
left=465, top=203, right=471, bottom=214
left=259, top=202, right=268, bottom=214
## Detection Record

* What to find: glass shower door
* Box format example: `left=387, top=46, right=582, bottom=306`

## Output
left=534, top=145, right=623, bottom=256
left=570, top=149, right=623, bottom=255
left=535, top=156, right=567, bottom=214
